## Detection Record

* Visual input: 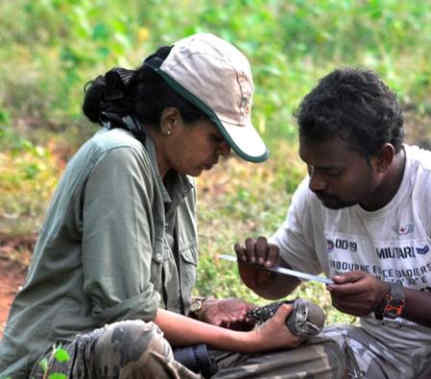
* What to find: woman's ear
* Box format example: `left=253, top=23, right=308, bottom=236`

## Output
left=160, top=107, right=181, bottom=136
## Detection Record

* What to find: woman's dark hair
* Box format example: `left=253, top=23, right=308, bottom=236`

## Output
left=296, top=68, right=404, bottom=157
left=82, top=46, right=207, bottom=134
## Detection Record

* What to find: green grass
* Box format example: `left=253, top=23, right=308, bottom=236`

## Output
left=1, top=0, right=431, bottom=138
left=1, top=0, right=431, bottom=326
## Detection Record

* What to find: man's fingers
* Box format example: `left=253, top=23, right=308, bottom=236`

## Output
left=256, top=236, right=269, bottom=265
left=328, top=281, right=369, bottom=295
left=331, top=271, right=365, bottom=284
left=234, top=242, right=246, bottom=261
left=245, top=237, right=257, bottom=263
left=235, top=237, right=275, bottom=266
left=328, top=271, right=369, bottom=294
left=266, top=243, right=280, bottom=267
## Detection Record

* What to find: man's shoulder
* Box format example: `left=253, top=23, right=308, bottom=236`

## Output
left=405, top=144, right=431, bottom=171
left=404, top=144, right=431, bottom=197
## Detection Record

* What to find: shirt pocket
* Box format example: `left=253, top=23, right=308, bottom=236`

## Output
left=150, top=237, right=167, bottom=294
left=178, top=243, right=198, bottom=312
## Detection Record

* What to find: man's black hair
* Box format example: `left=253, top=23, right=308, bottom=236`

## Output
left=296, top=68, right=404, bottom=157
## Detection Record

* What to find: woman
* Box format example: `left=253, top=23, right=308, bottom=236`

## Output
left=0, top=33, right=341, bottom=378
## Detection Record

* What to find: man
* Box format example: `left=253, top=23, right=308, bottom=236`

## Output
left=235, top=68, right=431, bottom=379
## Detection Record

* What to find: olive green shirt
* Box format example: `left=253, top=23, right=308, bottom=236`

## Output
left=0, top=127, right=198, bottom=378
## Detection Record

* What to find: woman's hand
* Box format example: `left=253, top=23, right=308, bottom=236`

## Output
left=247, top=303, right=303, bottom=351
left=199, top=298, right=256, bottom=330
left=156, top=305, right=303, bottom=353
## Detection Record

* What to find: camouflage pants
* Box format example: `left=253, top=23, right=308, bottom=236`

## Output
left=30, top=319, right=345, bottom=379
left=321, top=325, right=429, bottom=379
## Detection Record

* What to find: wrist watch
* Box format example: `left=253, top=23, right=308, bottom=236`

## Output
left=189, top=296, right=216, bottom=320
left=189, top=296, right=206, bottom=318
left=374, top=281, right=405, bottom=320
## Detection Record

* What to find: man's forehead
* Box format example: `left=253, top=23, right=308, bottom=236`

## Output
left=299, top=136, right=357, bottom=166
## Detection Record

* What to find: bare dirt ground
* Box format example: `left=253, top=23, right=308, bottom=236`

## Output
left=0, top=235, right=33, bottom=338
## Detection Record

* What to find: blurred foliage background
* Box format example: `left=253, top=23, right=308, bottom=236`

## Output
left=1, top=0, right=430, bottom=325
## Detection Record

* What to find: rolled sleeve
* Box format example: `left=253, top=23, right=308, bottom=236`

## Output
left=82, top=146, right=160, bottom=323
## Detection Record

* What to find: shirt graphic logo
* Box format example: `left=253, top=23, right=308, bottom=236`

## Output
left=392, top=224, right=414, bottom=235
left=376, top=246, right=415, bottom=259
left=327, top=238, right=357, bottom=253
left=416, top=245, right=429, bottom=255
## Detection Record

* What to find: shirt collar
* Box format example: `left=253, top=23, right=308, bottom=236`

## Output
left=121, top=116, right=194, bottom=205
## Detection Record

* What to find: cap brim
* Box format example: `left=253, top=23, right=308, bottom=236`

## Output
left=148, top=65, right=269, bottom=163
left=220, top=118, right=269, bottom=163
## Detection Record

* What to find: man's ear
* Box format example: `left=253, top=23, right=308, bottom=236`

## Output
left=160, top=107, right=182, bottom=136
left=375, top=143, right=395, bottom=173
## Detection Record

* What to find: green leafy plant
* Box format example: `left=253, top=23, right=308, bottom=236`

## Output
left=0, top=124, right=60, bottom=237
left=39, top=345, right=70, bottom=379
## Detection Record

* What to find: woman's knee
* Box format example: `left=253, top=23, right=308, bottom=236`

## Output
left=93, top=320, right=173, bottom=375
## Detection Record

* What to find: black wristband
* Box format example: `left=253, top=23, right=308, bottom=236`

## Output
left=374, top=281, right=405, bottom=320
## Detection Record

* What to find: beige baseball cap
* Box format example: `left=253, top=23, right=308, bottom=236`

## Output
left=147, top=33, right=269, bottom=163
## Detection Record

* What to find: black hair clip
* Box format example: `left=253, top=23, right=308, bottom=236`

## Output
left=104, top=68, right=128, bottom=101
left=100, top=111, right=127, bottom=127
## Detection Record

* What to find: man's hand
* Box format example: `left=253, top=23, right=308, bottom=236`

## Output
left=199, top=298, right=256, bottom=330
left=234, top=236, right=280, bottom=292
left=327, top=271, right=390, bottom=316
left=234, top=236, right=301, bottom=299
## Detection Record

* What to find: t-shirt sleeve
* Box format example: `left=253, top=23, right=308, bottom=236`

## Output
left=269, top=177, right=322, bottom=275
left=81, top=146, right=161, bottom=323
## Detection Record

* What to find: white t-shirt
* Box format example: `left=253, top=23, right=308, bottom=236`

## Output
left=271, top=144, right=431, bottom=353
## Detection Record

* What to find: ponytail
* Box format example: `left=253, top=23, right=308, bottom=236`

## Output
left=82, top=67, right=134, bottom=125
left=82, top=45, right=207, bottom=132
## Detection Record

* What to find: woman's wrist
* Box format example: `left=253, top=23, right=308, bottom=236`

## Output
left=189, top=296, right=216, bottom=321
left=221, top=328, right=258, bottom=353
